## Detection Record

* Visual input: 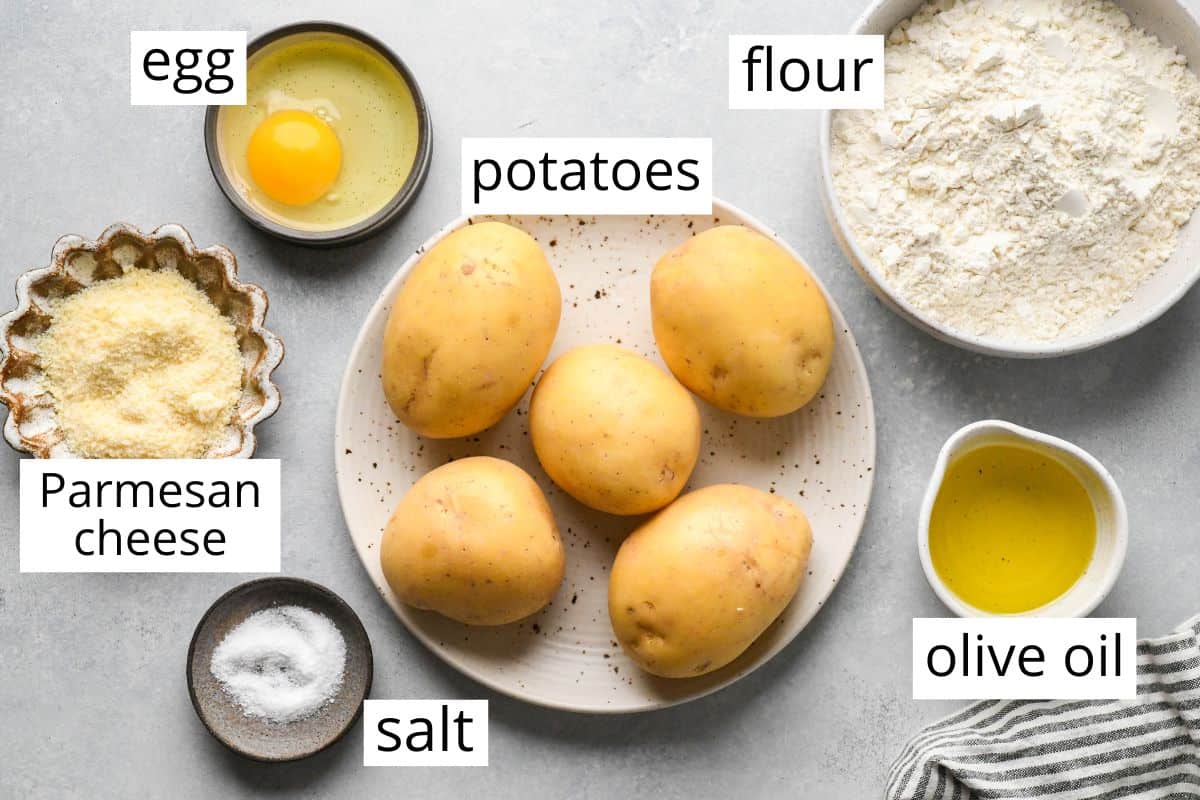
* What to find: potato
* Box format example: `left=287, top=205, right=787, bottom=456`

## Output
left=529, top=344, right=701, bottom=515
left=380, top=456, right=564, bottom=625
left=608, top=484, right=813, bottom=677
left=651, top=225, right=834, bottom=418
left=382, top=221, right=560, bottom=438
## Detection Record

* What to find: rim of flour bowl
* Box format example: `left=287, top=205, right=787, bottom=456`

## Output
left=204, top=21, right=433, bottom=248
left=817, top=0, right=1200, bottom=359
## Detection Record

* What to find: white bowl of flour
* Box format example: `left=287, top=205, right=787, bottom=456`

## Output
left=821, top=0, right=1200, bottom=357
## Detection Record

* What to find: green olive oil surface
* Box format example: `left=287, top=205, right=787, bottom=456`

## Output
left=929, top=444, right=1096, bottom=614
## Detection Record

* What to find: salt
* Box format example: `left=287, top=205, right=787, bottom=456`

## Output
left=210, top=606, right=347, bottom=724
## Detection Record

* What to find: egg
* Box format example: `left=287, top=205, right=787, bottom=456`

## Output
left=246, top=110, right=342, bottom=206
left=215, top=35, right=421, bottom=232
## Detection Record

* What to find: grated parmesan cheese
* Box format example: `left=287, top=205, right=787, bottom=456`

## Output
left=38, top=268, right=243, bottom=458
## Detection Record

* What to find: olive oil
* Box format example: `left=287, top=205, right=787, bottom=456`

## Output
left=929, top=444, right=1096, bottom=614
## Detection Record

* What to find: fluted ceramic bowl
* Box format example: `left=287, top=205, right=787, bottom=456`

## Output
left=0, top=223, right=284, bottom=458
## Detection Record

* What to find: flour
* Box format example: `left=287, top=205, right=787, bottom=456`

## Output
left=831, top=0, right=1200, bottom=342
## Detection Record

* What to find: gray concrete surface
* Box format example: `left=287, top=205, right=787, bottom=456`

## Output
left=2, top=1, right=1199, bottom=797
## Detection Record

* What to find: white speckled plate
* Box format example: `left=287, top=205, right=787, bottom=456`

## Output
left=335, top=199, right=875, bottom=713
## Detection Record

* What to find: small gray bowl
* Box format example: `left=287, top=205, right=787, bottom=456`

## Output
left=187, top=577, right=374, bottom=762
left=204, top=21, right=433, bottom=247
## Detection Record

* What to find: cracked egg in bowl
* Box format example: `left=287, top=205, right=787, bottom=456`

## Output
left=206, top=22, right=432, bottom=246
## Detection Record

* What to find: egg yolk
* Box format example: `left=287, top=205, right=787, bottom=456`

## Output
left=246, top=110, right=342, bottom=206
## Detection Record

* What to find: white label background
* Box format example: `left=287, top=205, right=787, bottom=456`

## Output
left=913, top=617, right=1137, bottom=700
left=19, top=459, right=280, bottom=573
left=461, top=137, right=712, bottom=216
left=130, top=31, right=246, bottom=105
left=363, top=700, right=489, bottom=767
left=728, top=35, right=884, bottom=109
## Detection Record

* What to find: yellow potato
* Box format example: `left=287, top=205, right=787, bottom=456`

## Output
left=608, top=484, right=813, bottom=677
left=529, top=344, right=701, bottom=515
left=380, top=456, right=564, bottom=625
left=651, top=225, right=834, bottom=418
left=382, top=221, right=560, bottom=438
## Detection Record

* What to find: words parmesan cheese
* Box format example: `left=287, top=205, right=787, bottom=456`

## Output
left=38, top=269, right=243, bottom=458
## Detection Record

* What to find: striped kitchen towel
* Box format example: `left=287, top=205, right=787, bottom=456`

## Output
left=887, top=614, right=1200, bottom=799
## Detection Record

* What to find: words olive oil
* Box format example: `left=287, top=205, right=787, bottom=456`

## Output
left=929, top=445, right=1096, bottom=614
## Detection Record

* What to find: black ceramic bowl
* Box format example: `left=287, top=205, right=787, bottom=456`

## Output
left=204, top=22, right=433, bottom=247
left=187, top=577, right=374, bottom=762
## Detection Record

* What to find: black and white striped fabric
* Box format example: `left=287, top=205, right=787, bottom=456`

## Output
left=888, top=615, right=1200, bottom=799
